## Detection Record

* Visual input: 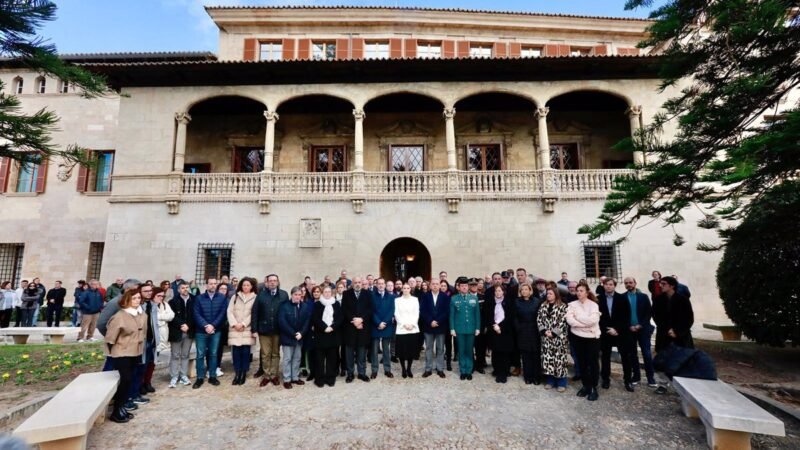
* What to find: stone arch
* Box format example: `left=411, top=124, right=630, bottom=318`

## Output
left=453, top=89, right=539, bottom=109
left=379, top=237, right=432, bottom=282
left=363, top=90, right=445, bottom=110
left=274, top=92, right=356, bottom=112
left=181, top=92, right=267, bottom=115
left=543, top=87, right=633, bottom=109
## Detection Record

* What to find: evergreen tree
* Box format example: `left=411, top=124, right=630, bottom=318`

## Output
left=0, top=0, right=108, bottom=166
left=580, top=0, right=800, bottom=251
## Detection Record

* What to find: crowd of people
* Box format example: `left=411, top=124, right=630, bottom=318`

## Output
left=0, top=269, right=695, bottom=425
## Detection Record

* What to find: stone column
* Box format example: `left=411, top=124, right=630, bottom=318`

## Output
left=535, top=107, right=550, bottom=170
left=173, top=112, right=191, bottom=172
left=627, top=105, right=644, bottom=166
left=263, top=110, right=279, bottom=172
left=444, top=107, right=457, bottom=169
left=353, top=108, right=365, bottom=171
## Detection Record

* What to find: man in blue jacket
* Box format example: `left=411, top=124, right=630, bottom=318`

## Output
left=192, top=278, right=228, bottom=389
left=421, top=279, right=450, bottom=378
left=370, top=278, right=395, bottom=379
left=623, top=277, right=657, bottom=388
left=77, top=279, right=104, bottom=342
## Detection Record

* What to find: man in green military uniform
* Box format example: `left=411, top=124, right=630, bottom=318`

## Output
left=450, top=276, right=481, bottom=381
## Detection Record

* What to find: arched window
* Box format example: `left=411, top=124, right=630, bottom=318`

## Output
left=13, top=77, right=23, bottom=94
left=35, top=76, right=46, bottom=94
left=59, top=79, right=70, bottom=94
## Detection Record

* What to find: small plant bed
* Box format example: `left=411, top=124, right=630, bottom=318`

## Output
left=0, top=343, right=105, bottom=412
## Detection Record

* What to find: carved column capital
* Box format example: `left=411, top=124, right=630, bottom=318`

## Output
left=626, top=105, right=642, bottom=118
left=535, top=107, right=549, bottom=120
left=264, top=110, right=280, bottom=122
left=352, top=109, right=366, bottom=121
left=443, top=107, right=456, bottom=120
left=175, top=112, right=192, bottom=125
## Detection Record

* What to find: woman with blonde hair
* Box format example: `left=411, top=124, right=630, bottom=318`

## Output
left=566, top=282, right=601, bottom=401
left=227, top=277, right=257, bottom=385
left=105, top=289, right=147, bottom=423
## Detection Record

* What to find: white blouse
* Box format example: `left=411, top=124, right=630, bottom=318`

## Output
left=394, top=295, right=420, bottom=335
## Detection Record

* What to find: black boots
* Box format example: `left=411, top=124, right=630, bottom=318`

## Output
left=231, top=371, right=247, bottom=385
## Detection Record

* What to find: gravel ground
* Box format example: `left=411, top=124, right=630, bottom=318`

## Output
left=86, top=358, right=719, bottom=450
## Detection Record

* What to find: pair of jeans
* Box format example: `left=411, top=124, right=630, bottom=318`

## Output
left=32, top=303, right=39, bottom=326
left=572, top=334, right=600, bottom=389
left=424, top=333, right=445, bottom=372
left=371, top=337, right=392, bottom=374
left=128, top=361, right=145, bottom=400
left=170, top=334, right=193, bottom=379
left=195, top=331, right=221, bottom=379
left=20, top=309, right=36, bottom=327
left=456, top=333, right=475, bottom=375
left=631, top=325, right=656, bottom=384
left=232, top=345, right=252, bottom=373
left=71, top=308, right=81, bottom=327
left=345, top=345, right=367, bottom=376
left=46, top=304, right=62, bottom=327
left=546, top=375, right=568, bottom=388
left=281, top=344, right=302, bottom=381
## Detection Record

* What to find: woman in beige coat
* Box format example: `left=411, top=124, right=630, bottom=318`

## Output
left=227, top=277, right=257, bottom=386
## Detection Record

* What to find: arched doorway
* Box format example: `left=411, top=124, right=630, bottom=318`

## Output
left=379, top=238, right=431, bottom=282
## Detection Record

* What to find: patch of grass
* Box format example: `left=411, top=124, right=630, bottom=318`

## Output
left=0, top=343, right=105, bottom=386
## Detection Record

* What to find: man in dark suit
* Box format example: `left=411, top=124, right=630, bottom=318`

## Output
left=623, top=277, right=656, bottom=388
left=342, top=276, right=373, bottom=382
left=598, top=278, right=635, bottom=392
left=653, top=276, right=694, bottom=352
left=420, top=279, right=450, bottom=378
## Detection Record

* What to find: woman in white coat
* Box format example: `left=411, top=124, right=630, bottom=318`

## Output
left=156, top=294, right=175, bottom=353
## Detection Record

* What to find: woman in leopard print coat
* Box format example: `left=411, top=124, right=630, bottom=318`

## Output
left=537, top=286, right=569, bottom=391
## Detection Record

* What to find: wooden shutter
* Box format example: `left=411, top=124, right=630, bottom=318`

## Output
left=457, top=41, right=470, bottom=58
left=544, top=44, right=560, bottom=57
left=404, top=39, right=417, bottom=58
left=493, top=42, right=508, bottom=58
left=76, top=164, right=88, bottom=192
left=282, top=39, right=296, bottom=60
left=559, top=44, right=571, bottom=56
left=442, top=40, right=456, bottom=58
left=34, top=158, right=47, bottom=193
left=336, top=38, right=349, bottom=59
left=508, top=43, right=522, bottom=57
left=0, top=157, right=9, bottom=193
left=593, top=44, right=608, bottom=56
left=389, top=39, right=403, bottom=58
left=243, top=38, right=258, bottom=61
left=351, top=38, right=364, bottom=59
left=231, top=149, right=241, bottom=173
left=297, top=39, right=311, bottom=60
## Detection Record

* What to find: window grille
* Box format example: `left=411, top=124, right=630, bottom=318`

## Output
left=582, top=241, right=621, bottom=283
left=195, top=243, right=234, bottom=283
left=0, top=244, right=24, bottom=287
left=87, top=242, right=104, bottom=280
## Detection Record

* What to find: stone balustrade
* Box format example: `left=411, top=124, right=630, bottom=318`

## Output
left=177, top=169, right=636, bottom=201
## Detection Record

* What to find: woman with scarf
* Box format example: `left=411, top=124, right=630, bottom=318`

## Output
left=487, top=285, right=516, bottom=383
left=537, top=286, right=569, bottom=392
left=227, top=277, right=257, bottom=386
left=312, top=285, right=343, bottom=387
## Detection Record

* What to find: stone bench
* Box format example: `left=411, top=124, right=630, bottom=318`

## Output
left=673, top=376, right=785, bottom=449
left=0, top=327, right=72, bottom=344
left=13, top=371, right=119, bottom=450
left=703, top=323, right=743, bottom=341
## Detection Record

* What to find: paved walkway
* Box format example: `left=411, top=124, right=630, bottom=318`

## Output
left=87, top=362, right=710, bottom=449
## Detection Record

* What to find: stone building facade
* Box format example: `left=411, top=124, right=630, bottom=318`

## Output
left=0, top=6, right=745, bottom=322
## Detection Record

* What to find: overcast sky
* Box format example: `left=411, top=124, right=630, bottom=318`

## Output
left=40, top=1, right=652, bottom=54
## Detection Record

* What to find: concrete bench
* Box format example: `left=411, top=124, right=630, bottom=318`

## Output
left=673, top=376, right=785, bottom=449
left=703, top=323, right=743, bottom=341
left=13, top=371, right=119, bottom=450
left=0, top=327, right=72, bottom=344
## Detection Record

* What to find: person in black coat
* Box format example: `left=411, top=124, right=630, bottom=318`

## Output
left=313, top=286, right=343, bottom=387
left=45, top=281, right=67, bottom=327
left=341, top=277, right=373, bottom=382
left=652, top=276, right=694, bottom=352
left=515, top=283, right=543, bottom=385
left=486, top=284, right=516, bottom=383
left=597, top=278, right=635, bottom=392
left=623, top=277, right=657, bottom=387
left=167, top=282, right=195, bottom=385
